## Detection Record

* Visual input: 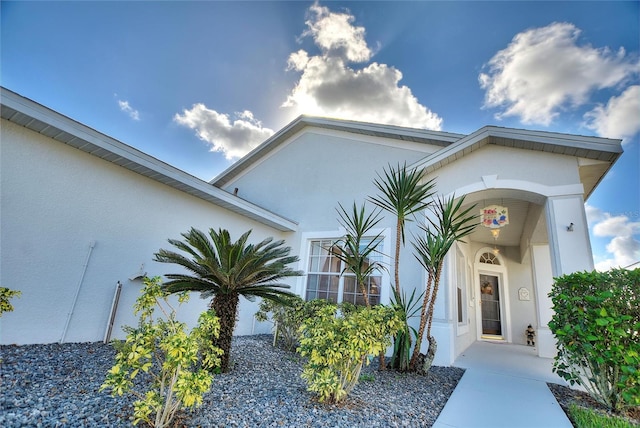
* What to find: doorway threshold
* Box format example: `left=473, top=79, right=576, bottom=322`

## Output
left=481, top=334, right=505, bottom=341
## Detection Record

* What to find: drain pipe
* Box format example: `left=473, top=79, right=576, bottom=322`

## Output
left=60, top=240, right=96, bottom=343
left=104, top=281, right=122, bottom=343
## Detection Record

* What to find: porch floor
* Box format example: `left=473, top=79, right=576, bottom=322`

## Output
left=432, top=341, right=573, bottom=428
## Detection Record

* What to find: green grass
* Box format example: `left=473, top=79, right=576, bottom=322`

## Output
left=568, top=404, right=638, bottom=428
left=358, top=373, right=375, bottom=382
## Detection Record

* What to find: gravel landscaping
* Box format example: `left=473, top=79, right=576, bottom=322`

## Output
left=1, top=335, right=465, bottom=427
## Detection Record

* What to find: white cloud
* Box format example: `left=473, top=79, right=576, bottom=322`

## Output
left=174, top=104, right=274, bottom=160
left=586, top=204, right=640, bottom=270
left=479, top=22, right=638, bottom=126
left=283, top=2, right=442, bottom=130
left=174, top=2, right=443, bottom=160
left=301, top=2, right=372, bottom=63
left=118, top=100, right=140, bottom=121
left=584, top=85, right=640, bottom=143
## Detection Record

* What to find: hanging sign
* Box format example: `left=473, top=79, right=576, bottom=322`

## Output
left=481, top=205, right=509, bottom=228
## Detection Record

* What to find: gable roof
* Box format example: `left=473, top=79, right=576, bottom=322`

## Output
left=211, top=115, right=464, bottom=187
left=211, top=115, right=622, bottom=200
left=409, top=125, right=623, bottom=199
left=0, top=87, right=298, bottom=232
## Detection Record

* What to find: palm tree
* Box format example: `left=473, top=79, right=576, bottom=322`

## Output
left=409, top=195, right=477, bottom=372
left=331, top=202, right=385, bottom=308
left=154, top=228, right=301, bottom=372
left=369, top=163, right=436, bottom=371
left=369, top=163, right=436, bottom=296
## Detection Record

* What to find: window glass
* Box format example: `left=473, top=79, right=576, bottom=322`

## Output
left=305, top=238, right=383, bottom=306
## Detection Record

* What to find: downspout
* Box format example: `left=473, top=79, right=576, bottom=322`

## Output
left=60, top=240, right=96, bottom=343
left=104, top=281, right=122, bottom=343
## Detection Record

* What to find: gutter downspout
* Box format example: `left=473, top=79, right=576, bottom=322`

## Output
left=60, top=240, right=95, bottom=343
left=104, top=281, right=122, bottom=343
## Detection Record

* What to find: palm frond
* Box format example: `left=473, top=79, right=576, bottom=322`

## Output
left=369, top=163, right=436, bottom=242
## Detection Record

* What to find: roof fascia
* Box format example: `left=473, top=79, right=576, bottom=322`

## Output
left=411, top=125, right=623, bottom=175
left=0, top=87, right=298, bottom=232
left=211, top=115, right=463, bottom=187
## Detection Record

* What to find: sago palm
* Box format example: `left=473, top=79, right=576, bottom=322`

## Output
left=409, top=195, right=477, bottom=371
left=154, top=228, right=301, bottom=372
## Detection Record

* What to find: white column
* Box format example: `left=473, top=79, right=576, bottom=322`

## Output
left=545, top=195, right=594, bottom=276
left=531, top=245, right=557, bottom=358
left=534, top=194, right=594, bottom=358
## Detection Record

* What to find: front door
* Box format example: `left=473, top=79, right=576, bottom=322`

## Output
left=479, top=273, right=502, bottom=338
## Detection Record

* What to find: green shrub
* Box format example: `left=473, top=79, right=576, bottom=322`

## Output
left=297, top=304, right=403, bottom=403
left=193, top=309, right=225, bottom=373
left=255, top=294, right=307, bottom=351
left=0, top=287, right=21, bottom=316
left=549, top=269, right=640, bottom=413
left=101, top=277, right=221, bottom=427
left=255, top=296, right=333, bottom=351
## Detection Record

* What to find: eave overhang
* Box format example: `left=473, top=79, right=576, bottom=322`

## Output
left=410, top=125, right=623, bottom=199
left=0, top=87, right=298, bottom=232
left=211, top=115, right=464, bottom=187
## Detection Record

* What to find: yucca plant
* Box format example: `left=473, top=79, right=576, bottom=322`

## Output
left=154, top=228, right=302, bottom=372
left=369, top=163, right=436, bottom=296
left=369, top=163, right=436, bottom=370
left=410, top=194, right=477, bottom=372
left=389, top=286, right=422, bottom=372
left=331, top=202, right=385, bottom=308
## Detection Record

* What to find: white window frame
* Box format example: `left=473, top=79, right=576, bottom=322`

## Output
left=455, top=243, right=470, bottom=336
left=297, top=229, right=392, bottom=305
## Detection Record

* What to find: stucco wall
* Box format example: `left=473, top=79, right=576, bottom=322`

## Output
left=503, top=246, right=538, bottom=345
left=0, top=120, right=290, bottom=345
left=220, top=128, right=441, bottom=304
left=427, top=144, right=582, bottom=197
left=222, top=129, right=439, bottom=229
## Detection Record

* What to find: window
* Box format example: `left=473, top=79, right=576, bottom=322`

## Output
left=479, top=252, right=500, bottom=265
left=455, top=246, right=469, bottom=334
left=305, top=238, right=383, bottom=306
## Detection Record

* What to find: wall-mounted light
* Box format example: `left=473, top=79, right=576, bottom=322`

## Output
left=129, top=263, right=147, bottom=280
left=567, top=223, right=574, bottom=232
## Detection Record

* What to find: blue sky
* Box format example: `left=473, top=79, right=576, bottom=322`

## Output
left=2, top=1, right=639, bottom=270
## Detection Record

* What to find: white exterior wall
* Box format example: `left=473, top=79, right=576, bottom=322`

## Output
left=545, top=195, right=594, bottom=275
left=219, top=128, right=441, bottom=305
left=504, top=246, right=538, bottom=345
left=0, top=120, right=289, bottom=345
left=431, top=145, right=581, bottom=194
left=422, top=144, right=586, bottom=365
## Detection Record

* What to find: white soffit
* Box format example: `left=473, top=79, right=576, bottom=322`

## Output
left=0, top=87, right=298, bottom=232
left=411, top=125, right=623, bottom=175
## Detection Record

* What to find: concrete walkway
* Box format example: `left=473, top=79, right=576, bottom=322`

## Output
left=433, top=341, right=573, bottom=428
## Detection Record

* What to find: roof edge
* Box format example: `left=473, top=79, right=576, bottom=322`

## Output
left=211, top=114, right=464, bottom=187
left=410, top=125, right=623, bottom=174
left=0, top=87, right=298, bottom=232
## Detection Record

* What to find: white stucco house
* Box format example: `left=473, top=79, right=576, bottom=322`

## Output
left=0, top=87, right=623, bottom=366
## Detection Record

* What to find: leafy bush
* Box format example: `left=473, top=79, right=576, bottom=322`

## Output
left=193, top=309, right=225, bottom=373
left=297, top=304, right=403, bottom=403
left=101, top=277, right=221, bottom=427
left=549, top=269, right=640, bottom=413
left=255, top=295, right=332, bottom=351
left=0, top=287, right=21, bottom=316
